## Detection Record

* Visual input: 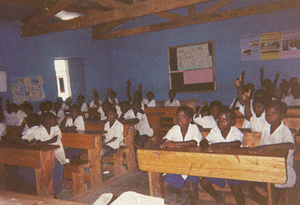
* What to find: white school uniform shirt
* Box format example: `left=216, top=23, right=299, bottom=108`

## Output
left=193, top=114, right=217, bottom=129
left=61, top=103, right=69, bottom=111
left=16, top=110, right=27, bottom=126
left=89, top=100, right=102, bottom=108
left=260, top=122, right=296, bottom=188
left=124, top=109, right=153, bottom=137
left=0, top=122, right=6, bottom=140
left=108, top=98, right=119, bottom=105
left=25, top=125, right=67, bottom=165
left=239, top=100, right=254, bottom=129
left=249, top=111, right=269, bottom=133
left=104, top=119, right=124, bottom=149
left=163, top=124, right=202, bottom=179
left=21, top=125, right=39, bottom=140
left=164, top=99, right=180, bottom=107
left=143, top=99, right=156, bottom=107
left=65, top=115, right=85, bottom=131
left=229, top=97, right=242, bottom=109
left=5, top=112, right=18, bottom=126
left=51, top=109, right=65, bottom=126
left=282, top=94, right=300, bottom=106
left=80, top=102, right=89, bottom=119
left=98, top=106, right=107, bottom=120
left=115, top=105, right=122, bottom=118
left=206, top=126, right=244, bottom=146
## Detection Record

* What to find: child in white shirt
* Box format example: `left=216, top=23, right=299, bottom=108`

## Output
left=194, top=101, right=223, bottom=129
left=200, top=108, right=245, bottom=205
left=52, top=102, right=65, bottom=126
left=164, top=89, right=180, bottom=107
left=100, top=107, right=124, bottom=160
left=61, top=104, right=85, bottom=131
left=77, top=95, right=89, bottom=119
left=89, top=89, right=102, bottom=108
left=143, top=91, right=156, bottom=108
left=160, top=106, right=202, bottom=205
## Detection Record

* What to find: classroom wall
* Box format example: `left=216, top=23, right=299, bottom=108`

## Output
left=0, top=4, right=300, bottom=110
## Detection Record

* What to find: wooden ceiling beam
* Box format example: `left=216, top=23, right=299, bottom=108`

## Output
left=21, top=0, right=213, bottom=37
left=197, top=0, right=233, bottom=16
left=0, top=0, right=49, bottom=8
left=21, top=0, right=78, bottom=30
left=154, top=11, right=188, bottom=21
left=92, top=0, right=300, bottom=40
left=89, top=0, right=128, bottom=9
left=187, top=5, right=195, bottom=17
left=92, top=19, right=128, bottom=36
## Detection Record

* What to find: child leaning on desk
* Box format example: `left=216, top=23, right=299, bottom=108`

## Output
left=242, top=100, right=296, bottom=205
left=159, top=106, right=202, bottom=205
left=199, top=108, right=245, bottom=205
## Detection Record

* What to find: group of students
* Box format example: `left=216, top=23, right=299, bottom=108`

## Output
left=159, top=71, right=298, bottom=205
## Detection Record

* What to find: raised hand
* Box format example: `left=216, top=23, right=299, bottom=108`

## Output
left=126, top=78, right=131, bottom=86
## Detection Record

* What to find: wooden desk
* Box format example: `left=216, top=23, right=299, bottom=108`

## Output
left=62, top=130, right=106, bottom=190
left=137, top=145, right=288, bottom=205
left=0, top=144, right=58, bottom=198
left=144, top=111, right=164, bottom=137
left=85, top=120, right=105, bottom=131
left=0, top=190, right=88, bottom=205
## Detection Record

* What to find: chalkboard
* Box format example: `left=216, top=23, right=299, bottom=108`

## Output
left=168, top=41, right=216, bottom=93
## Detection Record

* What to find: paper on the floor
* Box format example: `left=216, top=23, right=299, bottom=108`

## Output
left=110, top=191, right=164, bottom=205
left=92, top=193, right=113, bottom=205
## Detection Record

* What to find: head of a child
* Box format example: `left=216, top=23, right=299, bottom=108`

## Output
left=253, top=89, right=267, bottom=100
left=176, top=106, right=194, bottom=128
left=253, top=97, right=268, bottom=118
left=291, top=83, right=300, bottom=99
left=120, top=101, right=130, bottom=114
left=280, top=79, right=290, bottom=97
left=65, top=97, right=72, bottom=106
left=216, top=108, right=236, bottom=132
left=133, top=91, right=142, bottom=101
left=101, top=101, right=112, bottom=114
left=45, top=100, right=52, bottom=112
left=77, top=95, right=85, bottom=105
left=265, top=100, right=287, bottom=127
left=57, top=97, right=63, bottom=106
left=262, top=79, right=272, bottom=90
left=70, top=104, right=80, bottom=120
left=107, top=107, right=117, bottom=124
left=290, top=77, right=298, bottom=86
left=200, top=105, right=210, bottom=117
left=168, top=90, right=176, bottom=101
left=41, top=113, right=58, bottom=128
left=39, top=102, right=46, bottom=112
left=27, top=113, right=41, bottom=128
left=146, top=91, right=154, bottom=101
left=53, top=102, right=61, bottom=112
left=7, top=103, right=17, bottom=114
left=132, top=99, right=141, bottom=113
left=209, top=101, right=223, bottom=119
left=24, top=104, right=33, bottom=116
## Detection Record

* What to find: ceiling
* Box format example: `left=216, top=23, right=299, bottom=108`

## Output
left=0, top=0, right=299, bottom=41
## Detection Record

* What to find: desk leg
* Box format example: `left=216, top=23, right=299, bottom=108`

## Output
left=148, top=172, right=163, bottom=198
left=267, top=183, right=272, bottom=205
left=35, top=151, right=55, bottom=198
left=90, top=163, right=102, bottom=190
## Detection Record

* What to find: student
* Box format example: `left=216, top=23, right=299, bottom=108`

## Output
left=199, top=108, right=245, bottom=205
left=100, top=107, right=124, bottom=160
left=242, top=100, right=296, bottom=205
left=44, top=100, right=53, bottom=113
left=164, top=89, right=180, bottom=107
left=22, top=113, right=67, bottom=196
left=89, top=88, right=102, bottom=108
left=143, top=91, right=156, bottom=108
left=56, top=97, right=64, bottom=107
left=243, top=91, right=269, bottom=133
left=52, top=102, right=65, bottom=126
left=193, top=101, right=223, bottom=129
left=159, top=106, right=202, bottom=205
left=126, top=78, right=145, bottom=110
left=20, top=113, right=40, bottom=139
left=4, top=98, right=18, bottom=126
left=16, top=102, right=33, bottom=126
left=123, top=99, right=153, bottom=148
left=38, top=102, right=46, bottom=115
left=260, top=67, right=280, bottom=101
left=62, top=97, right=72, bottom=113
left=77, top=94, right=89, bottom=119
left=98, top=100, right=112, bottom=121
left=119, top=101, right=131, bottom=121
left=106, top=88, right=119, bottom=106
left=61, top=104, right=85, bottom=131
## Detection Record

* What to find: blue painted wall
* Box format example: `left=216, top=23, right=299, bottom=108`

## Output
left=0, top=5, right=300, bottom=111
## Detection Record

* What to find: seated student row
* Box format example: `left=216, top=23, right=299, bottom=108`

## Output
left=160, top=101, right=296, bottom=205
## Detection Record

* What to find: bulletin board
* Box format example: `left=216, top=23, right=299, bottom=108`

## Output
left=168, top=41, right=216, bottom=93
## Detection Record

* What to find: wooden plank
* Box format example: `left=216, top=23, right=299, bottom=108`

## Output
left=137, top=146, right=288, bottom=184
left=286, top=107, right=300, bottom=116
left=21, top=0, right=78, bottom=30
left=92, top=0, right=300, bottom=40
left=89, top=0, right=128, bottom=9
left=21, top=0, right=213, bottom=37
left=92, top=20, right=128, bottom=36
left=149, top=172, right=163, bottom=198
left=154, top=11, right=188, bottom=21
left=197, top=0, right=233, bottom=16
left=187, top=5, right=195, bottom=17
left=62, top=132, right=96, bottom=149
left=0, top=0, right=49, bottom=8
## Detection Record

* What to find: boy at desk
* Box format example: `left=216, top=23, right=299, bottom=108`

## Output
left=200, top=108, right=245, bottom=205
left=159, top=106, right=202, bottom=205
left=242, top=100, right=296, bottom=205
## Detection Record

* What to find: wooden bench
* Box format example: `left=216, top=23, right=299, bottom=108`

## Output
left=0, top=144, right=58, bottom=198
left=62, top=130, right=105, bottom=191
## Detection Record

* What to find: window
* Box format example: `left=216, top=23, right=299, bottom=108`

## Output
left=54, top=59, right=72, bottom=100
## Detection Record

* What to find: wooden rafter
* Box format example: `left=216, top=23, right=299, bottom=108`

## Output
left=92, top=20, right=128, bottom=36
left=197, top=0, right=233, bottom=16
left=21, top=0, right=213, bottom=37
left=154, top=11, right=188, bottom=21
left=92, top=0, right=300, bottom=40
left=187, top=5, right=195, bottom=17
left=21, top=0, right=79, bottom=30
left=89, top=0, right=128, bottom=9
left=0, top=0, right=49, bottom=8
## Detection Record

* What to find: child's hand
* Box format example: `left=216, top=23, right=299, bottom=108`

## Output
left=138, top=83, right=142, bottom=91
left=275, top=72, right=280, bottom=78
left=208, top=143, right=224, bottom=152
left=242, top=89, right=251, bottom=101
left=235, top=78, right=242, bottom=88
left=200, top=101, right=207, bottom=108
left=126, top=78, right=131, bottom=86
left=241, top=70, right=245, bottom=78
left=93, top=87, right=97, bottom=92
left=5, top=98, right=10, bottom=105
left=249, top=146, right=265, bottom=154
left=260, top=67, right=264, bottom=73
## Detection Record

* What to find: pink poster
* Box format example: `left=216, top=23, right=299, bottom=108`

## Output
left=183, top=68, right=213, bottom=84
left=281, top=29, right=300, bottom=59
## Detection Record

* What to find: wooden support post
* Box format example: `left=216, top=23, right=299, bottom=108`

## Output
left=148, top=172, right=163, bottom=198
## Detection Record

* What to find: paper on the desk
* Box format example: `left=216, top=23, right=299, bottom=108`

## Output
left=110, top=191, right=164, bottom=205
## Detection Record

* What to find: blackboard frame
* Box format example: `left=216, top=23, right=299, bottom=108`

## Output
left=168, top=41, right=216, bottom=93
